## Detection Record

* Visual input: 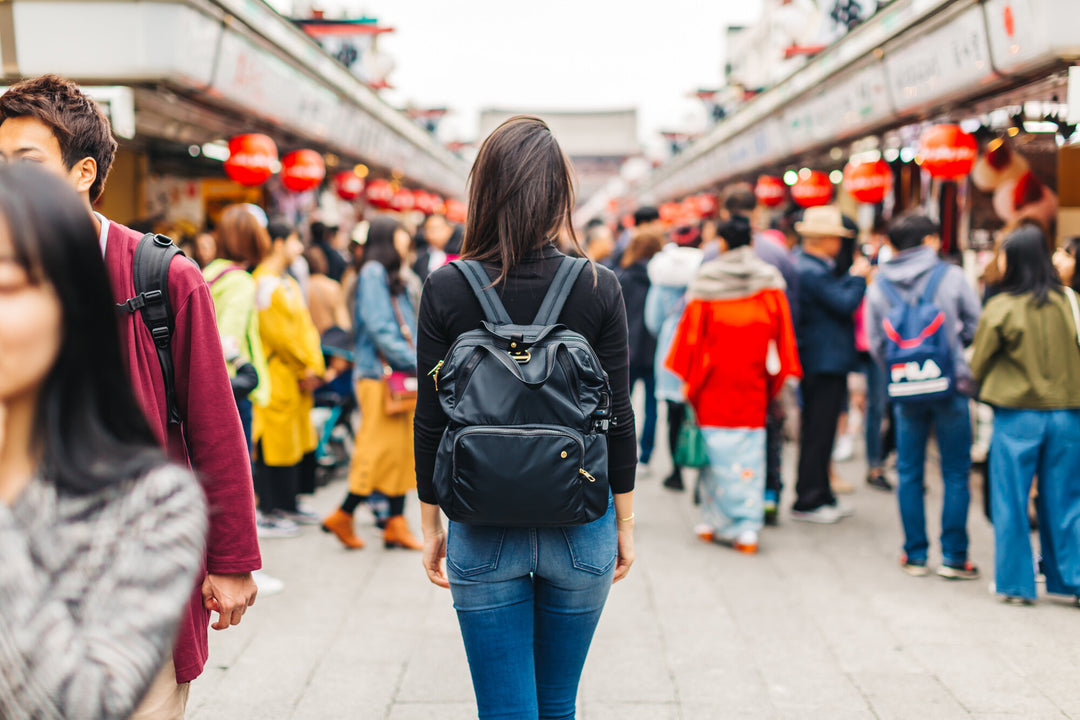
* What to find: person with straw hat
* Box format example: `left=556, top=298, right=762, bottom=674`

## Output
left=791, top=206, right=871, bottom=524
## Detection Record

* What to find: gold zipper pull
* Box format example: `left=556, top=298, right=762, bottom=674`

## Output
left=428, top=360, right=444, bottom=390
left=579, top=468, right=596, bottom=483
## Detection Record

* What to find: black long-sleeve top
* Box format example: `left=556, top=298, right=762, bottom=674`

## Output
left=414, top=244, right=637, bottom=504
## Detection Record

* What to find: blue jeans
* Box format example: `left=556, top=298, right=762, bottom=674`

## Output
left=629, top=365, right=656, bottom=464
left=448, top=499, right=616, bottom=719
left=893, top=395, right=972, bottom=565
left=861, top=354, right=887, bottom=469
left=990, top=408, right=1080, bottom=601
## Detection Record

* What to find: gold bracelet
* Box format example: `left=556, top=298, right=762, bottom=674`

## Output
left=618, top=513, right=635, bottom=523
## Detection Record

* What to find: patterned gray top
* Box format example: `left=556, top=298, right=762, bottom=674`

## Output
left=0, top=465, right=207, bottom=719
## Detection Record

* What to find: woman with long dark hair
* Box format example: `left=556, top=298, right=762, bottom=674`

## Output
left=414, top=116, right=637, bottom=718
left=323, top=215, right=423, bottom=550
left=971, top=225, right=1080, bottom=606
left=0, top=165, right=206, bottom=717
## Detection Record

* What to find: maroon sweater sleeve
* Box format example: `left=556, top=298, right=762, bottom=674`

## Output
left=169, top=260, right=261, bottom=575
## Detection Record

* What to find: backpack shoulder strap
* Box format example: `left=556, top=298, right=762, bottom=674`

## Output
left=533, top=256, right=588, bottom=326
left=452, top=259, right=513, bottom=325
left=116, top=233, right=184, bottom=424
left=875, top=275, right=905, bottom=308
left=921, top=262, right=950, bottom=304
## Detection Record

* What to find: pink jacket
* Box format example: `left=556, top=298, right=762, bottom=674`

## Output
left=105, top=221, right=261, bottom=683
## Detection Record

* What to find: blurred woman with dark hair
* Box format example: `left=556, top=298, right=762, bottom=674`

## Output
left=323, top=216, right=422, bottom=551
left=0, top=165, right=206, bottom=719
left=971, top=225, right=1080, bottom=606
left=617, top=231, right=665, bottom=466
left=667, top=216, right=801, bottom=553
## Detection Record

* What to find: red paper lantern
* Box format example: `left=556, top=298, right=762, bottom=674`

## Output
left=414, top=190, right=443, bottom=216
left=280, top=150, right=325, bottom=193
left=790, top=171, right=833, bottom=208
left=918, top=124, right=977, bottom=179
left=843, top=160, right=892, bottom=204
left=390, top=187, right=416, bottom=212
left=444, top=198, right=467, bottom=224
left=333, top=170, right=365, bottom=201
left=224, top=134, right=277, bottom=187
left=693, top=193, right=718, bottom=217
left=755, top=175, right=787, bottom=208
left=659, top=202, right=681, bottom=223
left=365, top=178, right=394, bottom=209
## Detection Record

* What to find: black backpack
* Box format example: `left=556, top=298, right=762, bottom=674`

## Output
left=115, top=233, right=186, bottom=425
left=431, top=257, right=612, bottom=527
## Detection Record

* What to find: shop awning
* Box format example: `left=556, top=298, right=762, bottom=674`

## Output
left=0, top=0, right=468, bottom=196
left=638, top=0, right=1079, bottom=203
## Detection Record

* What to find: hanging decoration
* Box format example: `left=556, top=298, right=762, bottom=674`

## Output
left=755, top=175, right=787, bottom=207
left=659, top=202, right=681, bottom=224
left=692, top=193, right=719, bottom=217
left=444, top=198, right=467, bottom=224
left=333, top=170, right=365, bottom=201
left=390, top=186, right=417, bottom=212
left=224, top=134, right=277, bottom=187
left=917, top=124, right=977, bottom=179
left=280, top=150, right=326, bottom=193
left=843, top=159, right=892, bottom=204
left=365, top=178, right=394, bottom=208
left=790, top=171, right=833, bottom=208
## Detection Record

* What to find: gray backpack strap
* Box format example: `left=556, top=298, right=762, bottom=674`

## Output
left=452, top=259, right=513, bottom=325
left=533, top=257, right=588, bottom=326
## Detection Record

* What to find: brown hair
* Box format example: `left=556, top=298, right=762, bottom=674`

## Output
left=217, top=204, right=271, bottom=266
left=304, top=245, right=329, bottom=276
left=462, top=116, right=587, bottom=285
left=620, top=231, right=665, bottom=268
left=0, top=75, right=117, bottom=203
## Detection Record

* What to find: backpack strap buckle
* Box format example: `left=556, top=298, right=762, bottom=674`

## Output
left=510, top=349, right=531, bottom=364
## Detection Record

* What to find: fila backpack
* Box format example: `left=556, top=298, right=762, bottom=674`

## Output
left=877, top=263, right=955, bottom=404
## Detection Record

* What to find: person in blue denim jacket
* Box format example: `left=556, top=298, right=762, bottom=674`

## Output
left=645, top=243, right=703, bottom=491
left=322, top=216, right=422, bottom=551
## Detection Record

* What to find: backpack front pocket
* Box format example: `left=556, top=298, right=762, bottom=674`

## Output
left=451, top=425, right=595, bottom=527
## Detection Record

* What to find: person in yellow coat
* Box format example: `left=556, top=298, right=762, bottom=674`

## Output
left=322, top=216, right=423, bottom=551
left=251, top=217, right=325, bottom=526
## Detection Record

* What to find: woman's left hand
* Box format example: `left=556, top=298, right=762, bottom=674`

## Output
left=613, top=524, right=635, bottom=584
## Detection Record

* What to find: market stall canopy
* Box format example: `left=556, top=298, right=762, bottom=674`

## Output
left=0, top=0, right=467, bottom=196
left=637, top=0, right=1080, bottom=204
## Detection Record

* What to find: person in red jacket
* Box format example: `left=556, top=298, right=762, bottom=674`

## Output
left=666, top=216, right=801, bottom=553
left=0, top=75, right=261, bottom=718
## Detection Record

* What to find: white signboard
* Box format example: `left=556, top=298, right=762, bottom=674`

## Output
left=884, top=4, right=994, bottom=114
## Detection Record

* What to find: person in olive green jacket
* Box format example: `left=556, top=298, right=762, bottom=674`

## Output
left=970, top=225, right=1080, bottom=607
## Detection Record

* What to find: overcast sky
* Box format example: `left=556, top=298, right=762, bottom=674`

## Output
left=311, top=0, right=764, bottom=151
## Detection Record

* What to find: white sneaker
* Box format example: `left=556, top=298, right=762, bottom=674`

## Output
left=832, top=434, right=855, bottom=462
left=833, top=500, right=855, bottom=518
left=252, top=570, right=285, bottom=596
left=256, top=512, right=301, bottom=539
left=791, top=505, right=843, bottom=524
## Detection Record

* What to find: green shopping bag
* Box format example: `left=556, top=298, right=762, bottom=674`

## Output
left=673, top=406, right=710, bottom=469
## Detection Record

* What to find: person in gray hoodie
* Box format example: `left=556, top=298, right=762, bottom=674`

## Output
left=864, top=213, right=982, bottom=580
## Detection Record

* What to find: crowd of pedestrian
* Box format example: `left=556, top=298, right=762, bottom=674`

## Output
left=611, top=179, right=1080, bottom=610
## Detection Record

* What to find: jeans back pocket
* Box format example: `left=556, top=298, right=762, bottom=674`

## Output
left=446, top=522, right=507, bottom=577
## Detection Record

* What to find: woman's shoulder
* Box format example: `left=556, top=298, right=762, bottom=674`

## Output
left=361, top=260, right=389, bottom=280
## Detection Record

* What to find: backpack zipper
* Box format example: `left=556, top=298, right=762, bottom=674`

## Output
left=428, top=360, right=444, bottom=391
left=453, top=425, right=596, bottom=482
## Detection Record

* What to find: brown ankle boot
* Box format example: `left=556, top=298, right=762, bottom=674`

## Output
left=321, top=509, right=365, bottom=549
left=383, top=515, right=423, bottom=550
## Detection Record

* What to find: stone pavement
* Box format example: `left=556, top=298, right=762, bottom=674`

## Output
left=188, top=430, right=1080, bottom=719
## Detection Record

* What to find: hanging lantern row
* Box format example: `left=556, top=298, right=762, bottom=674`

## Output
left=222, top=135, right=456, bottom=214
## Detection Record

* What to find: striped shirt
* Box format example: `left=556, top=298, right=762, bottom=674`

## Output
left=0, top=465, right=207, bottom=719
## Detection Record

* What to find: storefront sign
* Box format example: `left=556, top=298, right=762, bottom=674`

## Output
left=884, top=5, right=993, bottom=114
